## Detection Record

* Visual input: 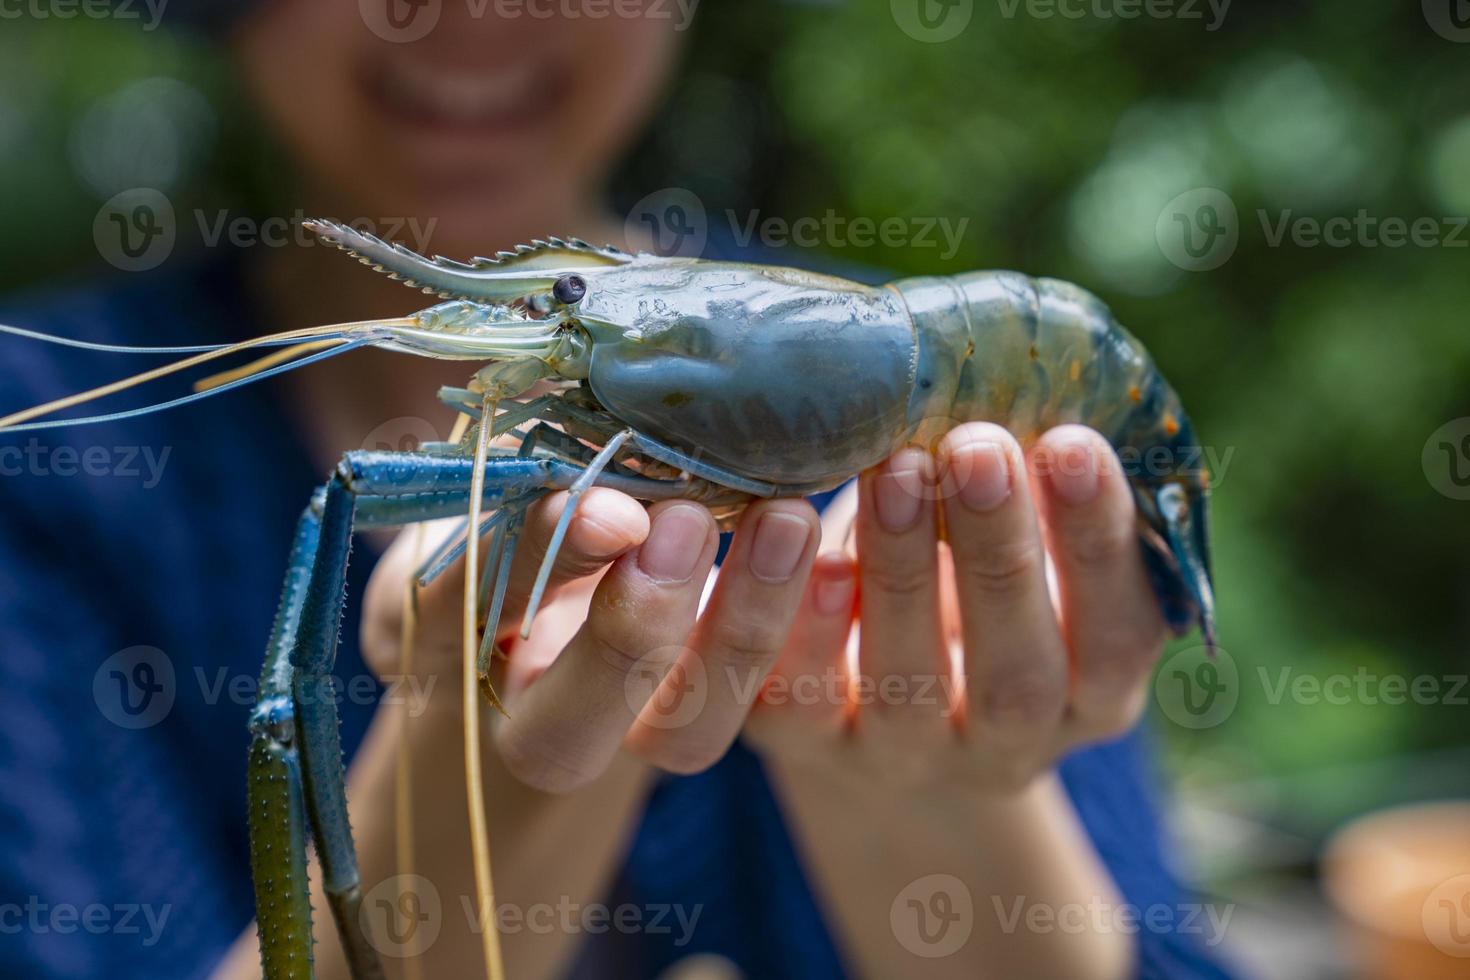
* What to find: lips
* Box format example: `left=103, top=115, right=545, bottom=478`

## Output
left=364, top=57, right=563, bottom=135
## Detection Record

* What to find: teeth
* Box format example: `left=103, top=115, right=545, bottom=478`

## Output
left=383, top=60, right=540, bottom=123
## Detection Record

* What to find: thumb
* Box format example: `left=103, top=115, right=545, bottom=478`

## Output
left=361, top=488, right=649, bottom=677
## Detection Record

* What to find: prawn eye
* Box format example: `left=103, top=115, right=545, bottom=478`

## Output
left=553, top=275, right=587, bottom=305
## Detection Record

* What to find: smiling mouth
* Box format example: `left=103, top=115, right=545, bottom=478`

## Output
left=364, top=57, right=564, bottom=136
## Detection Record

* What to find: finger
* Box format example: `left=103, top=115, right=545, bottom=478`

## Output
left=494, top=501, right=718, bottom=793
left=1032, top=426, right=1168, bottom=740
left=360, top=518, right=466, bottom=675
left=817, top=480, right=859, bottom=553
left=855, top=448, right=948, bottom=725
left=937, top=424, right=1067, bottom=745
left=760, top=551, right=856, bottom=724
left=382, top=487, right=646, bottom=643
left=362, top=490, right=650, bottom=672
left=627, top=499, right=820, bottom=773
left=496, top=488, right=650, bottom=639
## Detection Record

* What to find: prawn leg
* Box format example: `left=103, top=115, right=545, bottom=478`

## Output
left=531, top=398, right=827, bottom=498
left=248, top=510, right=324, bottom=980
left=246, top=448, right=717, bottom=980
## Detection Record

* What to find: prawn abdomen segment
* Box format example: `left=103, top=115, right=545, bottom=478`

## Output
left=899, top=270, right=1216, bottom=645
left=898, top=271, right=1156, bottom=442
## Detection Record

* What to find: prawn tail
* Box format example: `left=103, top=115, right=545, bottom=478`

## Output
left=1122, top=400, right=1217, bottom=655
left=1138, top=476, right=1217, bottom=655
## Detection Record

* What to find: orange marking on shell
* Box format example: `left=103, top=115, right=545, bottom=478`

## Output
left=1164, top=414, right=1180, bottom=437
left=1128, top=385, right=1142, bottom=403
left=1069, top=360, right=1081, bottom=381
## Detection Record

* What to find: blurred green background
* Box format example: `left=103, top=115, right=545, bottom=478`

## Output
left=3, top=4, right=1467, bottom=976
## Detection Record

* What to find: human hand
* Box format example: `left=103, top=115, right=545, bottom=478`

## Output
left=745, top=422, right=1170, bottom=796
left=360, top=487, right=822, bottom=793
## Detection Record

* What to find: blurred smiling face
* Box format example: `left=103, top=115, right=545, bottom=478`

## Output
left=233, top=0, right=684, bottom=251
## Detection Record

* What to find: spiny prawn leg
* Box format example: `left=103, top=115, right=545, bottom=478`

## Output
left=246, top=448, right=707, bottom=980
left=248, top=509, right=326, bottom=980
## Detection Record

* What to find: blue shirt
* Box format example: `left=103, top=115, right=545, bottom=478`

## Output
left=0, top=252, right=1237, bottom=979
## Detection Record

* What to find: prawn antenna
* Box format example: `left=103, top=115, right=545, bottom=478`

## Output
left=0, top=319, right=414, bottom=433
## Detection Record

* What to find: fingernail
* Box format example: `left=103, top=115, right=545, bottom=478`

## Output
left=639, top=505, right=708, bottom=583
left=1048, top=439, right=1099, bottom=506
left=813, top=568, right=855, bottom=616
left=875, top=450, right=927, bottom=532
left=748, top=511, right=812, bottom=583
left=954, top=439, right=1012, bottom=512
